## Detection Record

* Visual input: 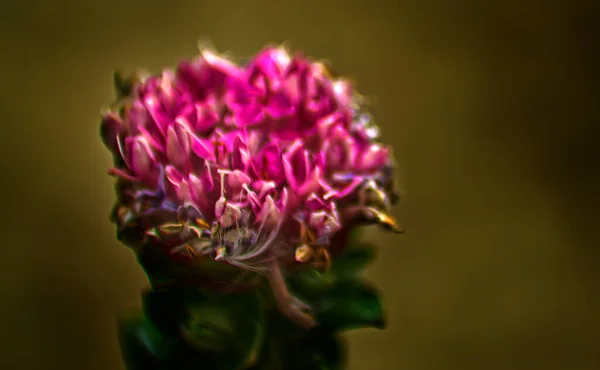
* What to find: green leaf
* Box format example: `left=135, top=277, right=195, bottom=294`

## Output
left=250, top=334, right=347, bottom=370
left=314, top=280, right=386, bottom=332
left=142, top=286, right=266, bottom=370
left=266, top=278, right=385, bottom=342
left=285, top=232, right=376, bottom=298
left=287, top=267, right=336, bottom=298
left=113, top=70, right=142, bottom=98
left=117, top=308, right=176, bottom=370
left=330, top=243, right=376, bottom=279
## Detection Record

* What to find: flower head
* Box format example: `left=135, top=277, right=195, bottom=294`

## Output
left=101, top=45, right=400, bottom=328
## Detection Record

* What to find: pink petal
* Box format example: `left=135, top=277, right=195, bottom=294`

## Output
left=166, top=121, right=191, bottom=169
left=357, top=144, right=390, bottom=172
left=190, top=135, right=216, bottom=162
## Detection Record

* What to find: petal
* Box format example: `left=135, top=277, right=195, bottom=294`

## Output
left=242, top=184, right=261, bottom=212
left=166, top=120, right=191, bottom=169
left=316, top=112, right=344, bottom=141
left=143, top=94, right=171, bottom=135
left=190, top=135, right=216, bottom=162
left=282, top=72, right=302, bottom=105
left=176, top=59, right=211, bottom=100
left=176, top=178, right=192, bottom=202
left=323, top=176, right=364, bottom=201
left=219, top=169, right=252, bottom=195
left=165, top=165, right=184, bottom=186
left=305, top=193, right=327, bottom=211
left=249, top=47, right=291, bottom=80
left=332, top=79, right=354, bottom=108
left=256, top=195, right=281, bottom=226
left=357, top=144, right=390, bottom=172
left=127, top=137, right=156, bottom=181
left=188, top=173, right=210, bottom=210
left=252, top=180, right=277, bottom=200
left=323, top=125, right=358, bottom=170
left=282, top=140, right=310, bottom=190
left=202, top=50, right=244, bottom=80
left=266, top=91, right=294, bottom=119
left=193, top=102, right=219, bottom=134
left=308, top=207, right=341, bottom=236
left=256, top=143, right=284, bottom=182
left=128, top=101, right=165, bottom=151
left=298, top=164, right=328, bottom=196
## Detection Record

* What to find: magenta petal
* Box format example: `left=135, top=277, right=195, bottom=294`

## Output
left=298, top=165, right=328, bottom=196
left=331, top=80, right=353, bottom=108
left=203, top=161, right=215, bottom=190
left=282, top=73, right=301, bottom=105
left=288, top=142, right=310, bottom=184
left=202, top=50, right=244, bottom=80
left=128, top=137, right=156, bottom=181
left=316, top=112, right=343, bottom=141
left=225, top=78, right=258, bottom=108
left=166, top=121, right=191, bottom=169
left=215, top=198, right=244, bottom=228
left=305, top=193, right=327, bottom=211
left=279, top=187, right=289, bottom=212
left=193, top=102, right=218, bottom=133
left=176, top=178, right=192, bottom=202
left=308, top=207, right=341, bottom=236
left=190, top=135, right=216, bottom=162
left=128, top=101, right=166, bottom=151
left=256, top=143, right=284, bottom=182
left=176, top=59, right=211, bottom=99
left=357, top=144, right=390, bottom=172
left=252, top=180, right=277, bottom=200
left=282, top=140, right=303, bottom=190
left=246, top=188, right=262, bottom=215
left=165, top=165, right=183, bottom=186
left=177, top=53, right=239, bottom=100
left=220, top=169, right=252, bottom=194
left=250, top=47, right=291, bottom=79
left=143, top=95, right=171, bottom=135
left=232, top=104, right=264, bottom=127
left=324, top=125, right=357, bottom=170
left=126, top=101, right=148, bottom=132
left=188, top=173, right=212, bottom=216
left=226, top=134, right=247, bottom=170
left=266, top=91, right=294, bottom=119
left=323, top=176, right=364, bottom=201
left=256, top=195, right=281, bottom=226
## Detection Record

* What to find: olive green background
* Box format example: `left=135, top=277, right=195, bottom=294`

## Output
left=0, top=0, right=598, bottom=369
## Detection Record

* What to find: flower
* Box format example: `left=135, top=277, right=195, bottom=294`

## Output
left=101, top=45, right=400, bottom=329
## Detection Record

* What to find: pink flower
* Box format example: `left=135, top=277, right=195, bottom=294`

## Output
left=101, top=46, right=400, bottom=329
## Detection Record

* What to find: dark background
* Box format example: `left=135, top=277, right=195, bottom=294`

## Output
left=0, top=0, right=598, bottom=369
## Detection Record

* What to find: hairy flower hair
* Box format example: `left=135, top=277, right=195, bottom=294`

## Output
left=101, top=45, right=401, bottom=328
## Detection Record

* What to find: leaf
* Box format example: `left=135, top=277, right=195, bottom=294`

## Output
left=114, top=70, right=144, bottom=98
left=266, top=278, right=385, bottom=342
left=249, top=334, right=347, bottom=370
left=329, top=243, right=376, bottom=279
left=314, top=279, right=386, bottom=332
left=142, top=286, right=266, bottom=370
left=285, top=230, right=376, bottom=298
left=117, top=308, right=176, bottom=370
left=286, top=267, right=336, bottom=298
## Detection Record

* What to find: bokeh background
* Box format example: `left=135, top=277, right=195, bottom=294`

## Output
left=0, top=0, right=598, bottom=369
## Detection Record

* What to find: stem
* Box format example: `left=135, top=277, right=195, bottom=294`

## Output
left=266, top=259, right=316, bottom=329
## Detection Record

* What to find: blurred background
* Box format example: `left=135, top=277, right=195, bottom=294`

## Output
left=0, top=0, right=598, bottom=369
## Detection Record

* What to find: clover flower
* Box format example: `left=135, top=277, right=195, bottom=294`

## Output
left=101, top=46, right=400, bottom=330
